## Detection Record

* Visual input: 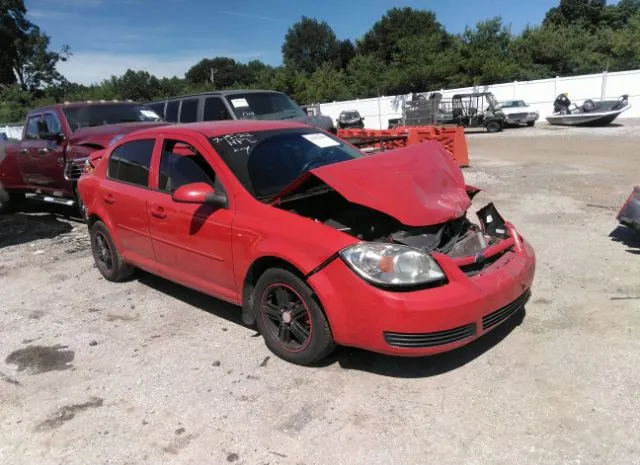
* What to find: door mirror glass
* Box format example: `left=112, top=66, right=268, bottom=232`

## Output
left=39, top=131, right=64, bottom=143
left=172, top=182, right=228, bottom=208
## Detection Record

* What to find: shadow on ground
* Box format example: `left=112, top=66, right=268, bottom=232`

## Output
left=137, top=269, right=528, bottom=378
left=136, top=271, right=249, bottom=329
left=609, top=225, right=640, bottom=255
left=0, top=212, right=73, bottom=249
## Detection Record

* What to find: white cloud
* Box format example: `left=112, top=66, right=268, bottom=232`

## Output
left=56, top=51, right=264, bottom=85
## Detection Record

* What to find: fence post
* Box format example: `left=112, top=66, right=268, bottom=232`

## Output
left=601, top=70, right=608, bottom=100
left=377, top=95, right=382, bottom=130
left=513, top=80, right=518, bottom=98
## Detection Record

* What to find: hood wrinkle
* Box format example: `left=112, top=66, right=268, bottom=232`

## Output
left=274, top=141, right=471, bottom=227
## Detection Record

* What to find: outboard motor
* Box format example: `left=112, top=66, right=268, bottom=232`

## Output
left=553, top=93, right=571, bottom=114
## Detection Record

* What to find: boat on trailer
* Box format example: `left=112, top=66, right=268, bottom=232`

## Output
left=546, top=94, right=630, bottom=126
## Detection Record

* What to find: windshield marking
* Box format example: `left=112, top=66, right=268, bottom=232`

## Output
left=211, top=132, right=258, bottom=155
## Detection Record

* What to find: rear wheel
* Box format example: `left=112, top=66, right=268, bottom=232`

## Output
left=486, top=120, right=502, bottom=133
left=89, top=220, right=135, bottom=282
left=254, top=268, right=335, bottom=365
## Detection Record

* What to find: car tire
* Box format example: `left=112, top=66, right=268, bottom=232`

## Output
left=89, top=220, right=135, bottom=282
left=527, top=121, right=535, bottom=127
left=486, top=121, right=502, bottom=133
left=253, top=268, right=335, bottom=366
left=0, top=190, right=25, bottom=214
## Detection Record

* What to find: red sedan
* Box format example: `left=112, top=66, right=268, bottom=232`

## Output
left=77, top=120, right=535, bottom=365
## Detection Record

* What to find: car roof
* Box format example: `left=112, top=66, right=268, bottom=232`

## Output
left=28, top=101, right=141, bottom=113
left=128, top=119, right=312, bottom=138
left=148, top=89, right=285, bottom=103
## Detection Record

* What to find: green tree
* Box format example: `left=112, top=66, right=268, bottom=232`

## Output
left=281, top=16, right=340, bottom=73
left=13, top=27, right=70, bottom=91
left=357, top=7, right=449, bottom=63
left=0, top=0, right=30, bottom=86
left=543, top=0, right=608, bottom=28
left=346, top=54, right=387, bottom=98
left=459, top=17, right=520, bottom=85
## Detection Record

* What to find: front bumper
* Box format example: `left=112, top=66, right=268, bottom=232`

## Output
left=308, top=224, right=536, bottom=356
left=504, top=112, right=538, bottom=125
left=617, top=186, right=640, bottom=231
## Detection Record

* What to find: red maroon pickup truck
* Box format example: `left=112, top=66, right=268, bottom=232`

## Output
left=0, top=100, right=167, bottom=216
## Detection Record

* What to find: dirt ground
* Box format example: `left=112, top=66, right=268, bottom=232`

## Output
left=1, top=120, right=640, bottom=465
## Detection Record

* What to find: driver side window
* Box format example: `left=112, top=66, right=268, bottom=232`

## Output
left=158, top=139, right=217, bottom=194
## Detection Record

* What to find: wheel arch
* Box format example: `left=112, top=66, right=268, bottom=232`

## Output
left=240, top=255, right=324, bottom=326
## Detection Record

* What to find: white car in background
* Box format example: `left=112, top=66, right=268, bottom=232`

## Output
left=496, top=100, right=539, bottom=127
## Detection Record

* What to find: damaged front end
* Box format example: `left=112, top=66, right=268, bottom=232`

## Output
left=617, top=186, right=640, bottom=232
left=276, top=179, right=515, bottom=283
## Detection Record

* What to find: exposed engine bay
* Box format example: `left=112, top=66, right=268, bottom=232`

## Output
left=277, top=184, right=508, bottom=259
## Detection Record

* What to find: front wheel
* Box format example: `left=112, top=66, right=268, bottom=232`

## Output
left=89, top=220, right=135, bottom=282
left=485, top=120, right=502, bottom=133
left=253, top=268, right=335, bottom=365
left=527, top=121, right=535, bottom=127
left=0, top=190, right=25, bottom=214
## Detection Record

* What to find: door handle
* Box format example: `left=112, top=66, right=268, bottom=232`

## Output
left=150, top=206, right=167, bottom=219
left=38, top=148, right=50, bottom=155
left=19, top=148, right=29, bottom=155
left=103, top=194, right=115, bottom=204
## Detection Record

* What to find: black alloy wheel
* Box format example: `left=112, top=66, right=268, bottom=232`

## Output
left=254, top=268, right=335, bottom=365
left=89, top=220, right=135, bottom=282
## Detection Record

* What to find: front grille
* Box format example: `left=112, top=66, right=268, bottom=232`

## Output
left=482, top=290, right=530, bottom=330
left=507, top=112, right=529, bottom=119
left=64, top=158, right=87, bottom=181
left=384, top=323, right=476, bottom=348
left=459, top=249, right=510, bottom=277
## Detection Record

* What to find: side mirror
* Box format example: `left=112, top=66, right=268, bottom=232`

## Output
left=39, top=131, right=64, bottom=143
left=361, top=116, right=365, bottom=120
left=172, top=182, right=228, bottom=208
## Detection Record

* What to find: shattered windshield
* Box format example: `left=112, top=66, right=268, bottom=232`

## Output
left=223, top=92, right=306, bottom=121
left=64, top=104, right=162, bottom=131
left=210, top=127, right=364, bottom=200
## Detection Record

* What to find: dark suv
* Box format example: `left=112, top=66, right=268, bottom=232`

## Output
left=148, top=90, right=336, bottom=133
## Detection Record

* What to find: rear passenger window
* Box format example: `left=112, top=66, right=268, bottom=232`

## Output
left=108, top=139, right=155, bottom=187
left=148, top=101, right=166, bottom=119
left=203, top=97, right=231, bottom=121
left=158, top=139, right=216, bottom=193
left=179, top=99, right=199, bottom=123
left=165, top=100, right=179, bottom=122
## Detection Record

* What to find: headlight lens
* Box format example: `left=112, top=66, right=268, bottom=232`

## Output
left=340, top=243, right=445, bottom=287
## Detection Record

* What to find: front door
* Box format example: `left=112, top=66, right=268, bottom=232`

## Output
left=147, top=137, right=237, bottom=302
left=102, top=137, right=157, bottom=270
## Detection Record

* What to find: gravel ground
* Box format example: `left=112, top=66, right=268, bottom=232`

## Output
left=1, top=120, right=640, bottom=465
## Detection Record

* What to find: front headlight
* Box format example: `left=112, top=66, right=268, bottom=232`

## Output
left=339, top=243, right=445, bottom=287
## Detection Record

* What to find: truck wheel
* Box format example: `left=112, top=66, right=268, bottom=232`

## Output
left=89, top=220, right=135, bottom=282
left=527, top=121, right=535, bottom=127
left=253, top=268, right=335, bottom=366
left=0, top=191, right=25, bottom=214
left=486, top=121, right=502, bottom=133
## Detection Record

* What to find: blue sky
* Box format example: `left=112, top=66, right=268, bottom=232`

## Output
left=25, top=0, right=619, bottom=85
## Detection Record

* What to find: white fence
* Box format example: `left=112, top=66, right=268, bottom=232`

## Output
left=318, top=69, right=640, bottom=130
left=0, top=123, right=23, bottom=140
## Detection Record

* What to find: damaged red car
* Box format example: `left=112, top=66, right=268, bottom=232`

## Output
left=77, top=120, right=536, bottom=365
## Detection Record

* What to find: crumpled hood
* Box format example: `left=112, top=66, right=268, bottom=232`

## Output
left=68, top=121, right=169, bottom=148
left=274, top=141, right=472, bottom=226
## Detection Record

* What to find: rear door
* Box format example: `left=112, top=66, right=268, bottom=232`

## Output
left=146, top=135, right=237, bottom=302
left=101, top=136, right=158, bottom=269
